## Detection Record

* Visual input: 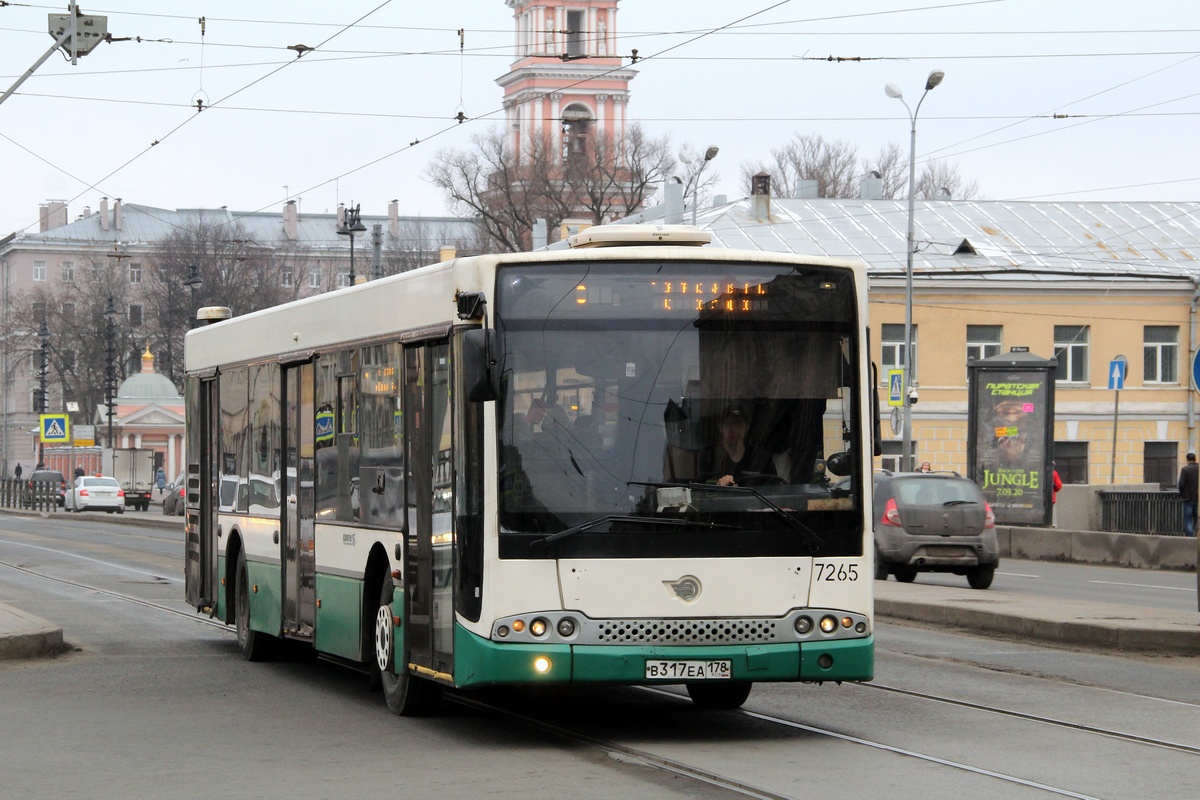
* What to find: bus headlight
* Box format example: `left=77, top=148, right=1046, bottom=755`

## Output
left=794, top=616, right=814, bottom=635
left=819, top=615, right=838, bottom=634
left=530, top=618, right=548, bottom=637
left=533, top=656, right=552, bottom=674
left=556, top=617, right=577, bottom=637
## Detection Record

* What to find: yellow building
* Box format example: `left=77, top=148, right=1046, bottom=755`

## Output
left=695, top=182, right=1200, bottom=487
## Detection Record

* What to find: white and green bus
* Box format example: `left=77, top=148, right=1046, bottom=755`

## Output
left=183, top=225, right=877, bottom=715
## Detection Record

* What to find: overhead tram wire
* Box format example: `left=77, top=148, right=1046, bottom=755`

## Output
left=0, top=0, right=397, bottom=239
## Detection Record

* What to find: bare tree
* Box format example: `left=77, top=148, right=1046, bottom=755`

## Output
left=427, top=124, right=675, bottom=251
left=145, top=218, right=290, bottom=385
left=742, top=133, right=981, bottom=200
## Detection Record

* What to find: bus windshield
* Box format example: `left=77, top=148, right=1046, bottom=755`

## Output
left=493, top=259, right=865, bottom=560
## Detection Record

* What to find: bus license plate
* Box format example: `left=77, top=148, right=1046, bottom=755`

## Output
left=645, top=660, right=731, bottom=680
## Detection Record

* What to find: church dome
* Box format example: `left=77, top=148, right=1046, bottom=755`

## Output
left=117, top=347, right=182, bottom=400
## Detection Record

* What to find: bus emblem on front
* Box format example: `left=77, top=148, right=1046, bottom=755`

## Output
left=665, top=576, right=701, bottom=602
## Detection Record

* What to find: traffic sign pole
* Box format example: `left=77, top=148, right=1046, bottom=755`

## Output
left=1109, top=355, right=1126, bottom=484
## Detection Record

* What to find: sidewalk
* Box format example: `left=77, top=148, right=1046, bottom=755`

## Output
left=0, top=603, right=65, bottom=660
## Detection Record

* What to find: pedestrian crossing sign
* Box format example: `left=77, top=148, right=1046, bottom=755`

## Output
left=40, top=414, right=70, bottom=443
left=888, top=370, right=904, bottom=407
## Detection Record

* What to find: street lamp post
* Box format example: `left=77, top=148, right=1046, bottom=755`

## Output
left=691, top=146, right=719, bottom=225
left=36, top=320, right=49, bottom=467
left=183, top=264, right=203, bottom=328
left=885, top=70, right=944, bottom=472
left=103, top=297, right=117, bottom=448
left=336, top=204, right=367, bottom=287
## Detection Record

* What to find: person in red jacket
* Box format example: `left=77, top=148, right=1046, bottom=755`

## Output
left=1051, top=462, right=1063, bottom=527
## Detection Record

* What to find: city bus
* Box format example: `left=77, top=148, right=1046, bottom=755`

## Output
left=183, top=224, right=877, bottom=715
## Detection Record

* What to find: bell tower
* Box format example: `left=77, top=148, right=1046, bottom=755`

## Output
left=498, top=1, right=635, bottom=160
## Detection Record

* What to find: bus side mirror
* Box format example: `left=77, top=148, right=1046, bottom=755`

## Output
left=463, top=328, right=498, bottom=402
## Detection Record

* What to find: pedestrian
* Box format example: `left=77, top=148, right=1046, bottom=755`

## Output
left=1179, top=453, right=1199, bottom=537
left=14, top=463, right=21, bottom=481
left=156, top=466, right=166, bottom=496
left=1051, top=462, right=1063, bottom=528
left=918, top=461, right=932, bottom=473
left=74, top=465, right=85, bottom=479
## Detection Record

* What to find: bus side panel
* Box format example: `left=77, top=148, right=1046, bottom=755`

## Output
left=314, top=572, right=363, bottom=660
left=215, top=554, right=227, bottom=622
left=247, top=557, right=282, bottom=637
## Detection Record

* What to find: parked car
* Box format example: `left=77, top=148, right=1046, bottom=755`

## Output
left=162, top=473, right=186, bottom=517
left=22, top=469, right=67, bottom=507
left=68, top=476, right=125, bottom=513
left=872, top=470, right=998, bottom=589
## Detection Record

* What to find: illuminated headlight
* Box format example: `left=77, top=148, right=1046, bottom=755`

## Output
left=556, top=617, right=577, bottom=637
left=841, top=617, right=853, bottom=629
left=530, top=618, right=548, bottom=637
left=819, top=615, right=838, bottom=634
left=533, top=656, right=552, bottom=674
left=794, top=616, right=814, bottom=635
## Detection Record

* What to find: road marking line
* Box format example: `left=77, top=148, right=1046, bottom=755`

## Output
left=1088, top=579, right=1191, bottom=592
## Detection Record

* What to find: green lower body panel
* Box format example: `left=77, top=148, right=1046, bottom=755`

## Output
left=452, top=624, right=873, bottom=687
left=215, top=555, right=227, bottom=622
left=315, top=573, right=363, bottom=660
left=246, top=559, right=281, bottom=638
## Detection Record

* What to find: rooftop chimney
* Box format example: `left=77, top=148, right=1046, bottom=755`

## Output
left=38, top=201, right=68, bottom=232
left=664, top=178, right=684, bottom=224
left=388, top=199, right=399, bottom=239
left=99, top=197, right=109, bottom=231
left=336, top=203, right=346, bottom=228
left=113, top=198, right=123, bottom=231
left=859, top=171, right=883, bottom=200
left=283, top=200, right=298, bottom=240
left=751, top=172, right=771, bottom=221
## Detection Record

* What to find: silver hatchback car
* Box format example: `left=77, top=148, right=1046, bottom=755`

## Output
left=872, top=470, right=998, bottom=589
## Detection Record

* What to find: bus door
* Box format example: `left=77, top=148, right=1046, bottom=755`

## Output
left=281, top=362, right=316, bottom=638
left=403, top=341, right=454, bottom=677
left=184, top=376, right=218, bottom=611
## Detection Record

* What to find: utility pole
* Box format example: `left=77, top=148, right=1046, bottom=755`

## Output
left=1, top=4, right=109, bottom=109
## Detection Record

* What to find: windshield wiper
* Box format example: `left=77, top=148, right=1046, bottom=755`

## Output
left=533, top=514, right=736, bottom=546
left=630, top=480, right=826, bottom=550
left=942, top=499, right=977, bottom=506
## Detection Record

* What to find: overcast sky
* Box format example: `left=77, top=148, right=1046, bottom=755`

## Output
left=1, top=0, right=1197, bottom=236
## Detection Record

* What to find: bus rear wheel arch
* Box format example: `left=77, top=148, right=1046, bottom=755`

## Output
left=685, top=681, right=752, bottom=710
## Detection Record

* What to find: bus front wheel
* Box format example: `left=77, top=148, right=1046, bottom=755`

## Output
left=376, top=578, right=442, bottom=716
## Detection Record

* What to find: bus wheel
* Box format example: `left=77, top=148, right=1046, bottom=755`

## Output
left=686, top=682, right=752, bottom=710
left=235, top=550, right=276, bottom=661
left=376, top=578, right=442, bottom=716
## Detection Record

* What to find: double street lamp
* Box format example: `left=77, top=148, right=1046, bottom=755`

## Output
left=885, top=69, right=944, bottom=472
left=336, top=204, right=367, bottom=287
left=103, top=297, right=117, bottom=448
left=36, top=320, right=49, bottom=467
left=184, top=265, right=203, bottom=328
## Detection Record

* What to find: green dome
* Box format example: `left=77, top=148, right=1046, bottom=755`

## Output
left=117, top=347, right=182, bottom=400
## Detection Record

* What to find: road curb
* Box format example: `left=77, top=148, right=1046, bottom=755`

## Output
left=0, top=604, right=65, bottom=661
left=875, top=580, right=1200, bottom=656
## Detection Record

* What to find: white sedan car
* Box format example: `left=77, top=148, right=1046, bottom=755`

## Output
left=68, top=476, right=125, bottom=513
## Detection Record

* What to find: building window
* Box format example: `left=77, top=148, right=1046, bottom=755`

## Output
left=1144, top=442, right=1177, bottom=490
left=61, top=261, right=74, bottom=282
left=129, top=304, right=143, bottom=327
left=62, top=350, right=76, bottom=373
left=129, top=263, right=142, bottom=284
left=33, top=261, right=46, bottom=281
left=336, top=271, right=349, bottom=288
left=881, top=323, right=917, bottom=380
left=32, top=300, right=46, bottom=321
left=281, top=267, right=294, bottom=288
left=880, top=439, right=917, bottom=473
left=309, top=269, right=321, bottom=288
left=1054, top=441, right=1088, bottom=484
left=62, top=302, right=75, bottom=323
left=1053, top=325, right=1089, bottom=383
left=967, top=325, right=1002, bottom=364
left=31, top=388, right=45, bottom=413
left=1144, top=326, right=1178, bottom=384
left=566, top=9, right=584, bottom=56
